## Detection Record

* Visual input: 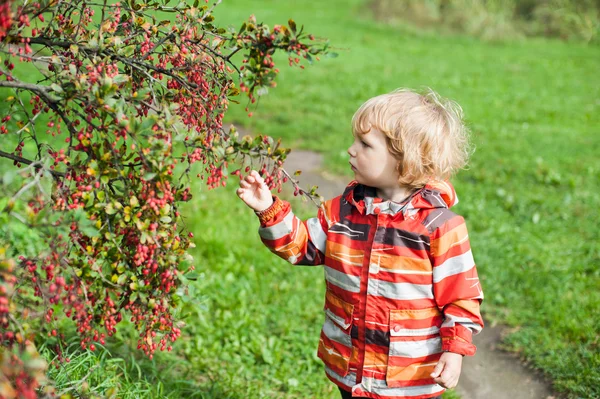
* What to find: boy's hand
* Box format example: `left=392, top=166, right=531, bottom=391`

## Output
left=236, top=170, right=274, bottom=212
left=430, top=351, right=463, bottom=389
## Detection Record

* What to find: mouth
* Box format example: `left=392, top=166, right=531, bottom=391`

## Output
left=349, top=162, right=357, bottom=172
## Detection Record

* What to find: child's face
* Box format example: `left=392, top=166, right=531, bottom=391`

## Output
left=347, top=127, right=400, bottom=190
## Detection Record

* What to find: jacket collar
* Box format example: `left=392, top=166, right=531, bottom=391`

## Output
left=343, top=180, right=458, bottom=217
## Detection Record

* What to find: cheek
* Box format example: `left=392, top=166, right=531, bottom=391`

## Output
left=383, top=154, right=400, bottom=177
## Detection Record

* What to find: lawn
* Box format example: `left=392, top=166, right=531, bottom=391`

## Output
left=208, top=0, right=600, bottom=397
left=1, top=0, right=599, bottom=397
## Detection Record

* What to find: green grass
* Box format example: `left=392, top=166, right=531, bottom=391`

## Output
left=1, top=0, right=599, bottom=397
left=211, top=0, right=600, bottom=397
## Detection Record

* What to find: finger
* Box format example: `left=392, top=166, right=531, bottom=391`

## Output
left=251, top=170, right=265, bottom=184
left=236, top=188, right=244, bottom=198
left=244, top=175, right=255, bottom=184
left=437, top=370, right=455, bottom=389
left=239, top=180, right=251, bottom=189
left=430, top=361, right=444, bottom=378
left=440, top=369, right=454, bottom=381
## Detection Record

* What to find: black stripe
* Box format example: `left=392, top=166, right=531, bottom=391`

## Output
left=351, top=325, right=390, bottom=347
left=329, top=220, right=371, bottom=242
left=374, top=227, right=429, bottom=251
left=421, top=209, right=457, bottom=234
left=297, top=241, right=322, bottom=265
left=365, top=327, right=389, bottom=347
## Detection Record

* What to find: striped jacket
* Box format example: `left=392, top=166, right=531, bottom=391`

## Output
left=257, top=180, right=484, bottom=399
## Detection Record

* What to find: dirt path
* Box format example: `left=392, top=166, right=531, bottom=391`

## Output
left=283, top=150, right=558, bottom=399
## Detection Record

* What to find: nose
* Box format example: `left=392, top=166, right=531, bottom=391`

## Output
left=347, top=142, right=356, bottom=158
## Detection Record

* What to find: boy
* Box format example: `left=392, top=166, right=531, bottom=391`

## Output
left=236, top=88, right=484, bottom=399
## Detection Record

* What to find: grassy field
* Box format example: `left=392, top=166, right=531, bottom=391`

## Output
left=209, top=0, right=600, bottom=397
left=1, top=0, right=599, bottom=397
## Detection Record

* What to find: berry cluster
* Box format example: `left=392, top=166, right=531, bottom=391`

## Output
left=0, top=0, right=329, bottom=395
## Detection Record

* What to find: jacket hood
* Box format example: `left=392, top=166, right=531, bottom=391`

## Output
left=343, top=180, right=458, bottom=217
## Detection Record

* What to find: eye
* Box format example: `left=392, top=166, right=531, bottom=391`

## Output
left=360, top=140, right=370, bottom=148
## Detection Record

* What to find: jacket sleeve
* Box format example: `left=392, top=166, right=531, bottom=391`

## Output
left=257, top=196, right=330, bottom=266
left=430, top=215, right=484, bottom=356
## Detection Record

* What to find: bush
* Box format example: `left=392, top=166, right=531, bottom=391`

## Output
left=368, top=0, right=599, bottom=42
left=0, top=0, right=330, bottom=396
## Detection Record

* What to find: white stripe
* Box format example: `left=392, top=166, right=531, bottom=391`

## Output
left=368, top=279, right=434, bottom=300
left=322, top=317, right=352, bottom=346
left=324, top=366, right=357, bottom=387
left=325, top=368, right=444, bottom=398
left=390, top=326, right=440, bottom=337
left=442, top=314, right=483, bottom=334
left=324, top=266, right=361, bottom=293
left=258, top=211, right=294, bottom=240
left=361, top=376, right=444, bottom=397
left=306, top=217, right=327, bottom=254
left=433, top=250, right=475, bottom=283
left=389, top=337, right=442, bottom=358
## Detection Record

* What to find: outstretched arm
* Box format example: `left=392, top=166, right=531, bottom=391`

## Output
left=237, top=170, right=329, bottom=266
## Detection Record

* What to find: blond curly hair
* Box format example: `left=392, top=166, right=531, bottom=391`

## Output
left=351, top=88, right=473, bottom=189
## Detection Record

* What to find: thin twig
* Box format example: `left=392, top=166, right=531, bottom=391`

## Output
left=280, top=167, right=323, bottom=208
left=0, top=150, right=66, bottom=178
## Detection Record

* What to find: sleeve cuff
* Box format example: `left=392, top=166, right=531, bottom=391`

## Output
left=441, top=337, right=477, bottom=356
left=255, top=196, right=283, bottom=225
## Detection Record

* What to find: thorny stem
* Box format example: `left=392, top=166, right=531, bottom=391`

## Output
left=0, top=150, right=66, bottom=179
left=279, top=167, right=323, bottom=208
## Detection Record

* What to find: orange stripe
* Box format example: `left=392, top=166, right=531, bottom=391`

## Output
left=325, top=290, right=354, bottom=321
left=273, top=225, right=307, bottom=260
left=318, top=339, right=350, bottom=374
left=431, top=223, right=468, bottom=256
left=390, top=307, right=441, bottom=322
left=378, top=254, right=432, bottom=272
left=451, top=299, right=481, bottom=315
left=363, top=350, right=388, bottom=369
left=326, top=241, right=365, bottom=266
left=387, top=361, right=437, bottom=382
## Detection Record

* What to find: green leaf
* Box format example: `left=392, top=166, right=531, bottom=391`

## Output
left=184, top=271, right=199, bottom=281
left=105, top=203, right=117, bottom=215
left=50, top=83, right=64, bottom=93
left=117, top=273, right=128, bottom=285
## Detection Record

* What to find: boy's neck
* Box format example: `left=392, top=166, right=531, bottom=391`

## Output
left=375, top=185, right=414, bottom=203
